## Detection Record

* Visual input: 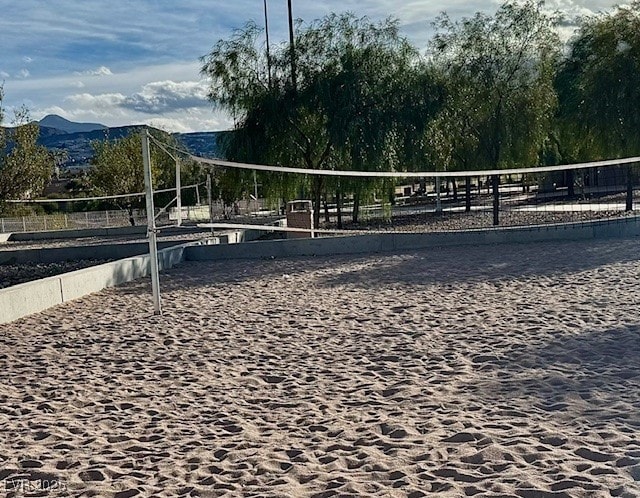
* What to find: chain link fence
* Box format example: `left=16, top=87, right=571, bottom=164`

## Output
left=0, top=198, right=272, bottom=233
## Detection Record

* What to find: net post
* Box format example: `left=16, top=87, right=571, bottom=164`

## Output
left=176, top=157, right=182, bottom=226
left=141, top=128, right=162, bottom=315
left=206, top=174, right=214, bottom=232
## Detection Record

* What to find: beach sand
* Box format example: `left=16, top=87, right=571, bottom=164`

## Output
left=1, top=238, right=639, bottom=497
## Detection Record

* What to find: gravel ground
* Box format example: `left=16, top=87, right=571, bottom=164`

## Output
left=335, top=209, right=637, bottom=233
left=0, top=260, right=112, bottom=289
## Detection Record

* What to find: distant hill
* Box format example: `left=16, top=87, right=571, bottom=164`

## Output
left=3, top=116, right=223, bottom=169
left=177, top=131, right=223, bottom=159
left=39, top=114, right=107, bottom=134
left=37, top=125, right=145, bottom=167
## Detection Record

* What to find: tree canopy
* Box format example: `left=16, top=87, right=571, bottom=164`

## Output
left=201, top=13, right=443, bottom=223
left=89, top=128, right=203, bottom=224
left=556, top=1, right=640, bottom=159
left=428, top=1, right=561, bottom=172
left=0, top=86, right=54, bottom=213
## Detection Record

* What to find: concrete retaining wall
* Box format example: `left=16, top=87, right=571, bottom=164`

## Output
left=7, top=225, right=148, bottom=241
left=0, top=240, right=189, bottom=265
left=0, top=227, right=269, bottom=264
left=186, top=216, right=640, bottom=261
left=0, top=243, right=189, bottom=324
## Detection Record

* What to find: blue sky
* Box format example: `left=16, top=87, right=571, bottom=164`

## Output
left=0, top=0, right=621, bottom=132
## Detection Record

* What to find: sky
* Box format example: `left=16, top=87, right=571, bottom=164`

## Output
left=0, top=0, right=622, bottom=133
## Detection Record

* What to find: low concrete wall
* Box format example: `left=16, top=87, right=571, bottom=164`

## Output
left=0, top=240, right=188, bottom=265
left=0, top=243, right=190, bottom=324
left=8, top=225, right=147, bottom=241
left=186, top=216, right=640, bottom=261
left=6, top=225, right=210, bottom=242
left=0, top=227, right=269, bottom=264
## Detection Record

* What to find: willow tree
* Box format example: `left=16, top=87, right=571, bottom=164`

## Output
left=428, top=1, right=561, bottom=223
left=201, top=13, right=441, bottom=225
left=0, top=90, right=54, bottom=213
left=556, top=2, right=640, bottom=209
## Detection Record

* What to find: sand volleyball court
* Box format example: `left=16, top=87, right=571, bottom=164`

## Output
left=1, top=238, right=639, bottom=497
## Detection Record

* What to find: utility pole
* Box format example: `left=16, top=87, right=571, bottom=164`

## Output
left=287, top=0, right=296, bottom=92
left=264, top=0, right=272, bottom=88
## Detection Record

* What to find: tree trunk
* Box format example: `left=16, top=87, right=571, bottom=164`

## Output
left=352, top=190, right=360, bottom=224
left=567, top=169, right=575, bottom=198
left=452, top=178, right=458, bottom=202
left=336, top=189, right=343, bottom=229
left=312, top=175, right=323, bottom=227
left=492, top=174, right=500, bottom=226
left=323, top=192, right=330, bottom=223
left=465, top=177, right=471, bottom=213
left=128, top=204, right=135, bottom=226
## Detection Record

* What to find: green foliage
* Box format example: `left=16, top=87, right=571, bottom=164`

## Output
left=201, top=2, right=639, bottom=219
left=0, top=91, right=54, bottom=212
left=89, top=128, right=202, bottom=213
left=428, top=0, right=561, bottom=171
left=556, top=1, right=640, bottom=158
left=202, top=13, right=443, bottom=221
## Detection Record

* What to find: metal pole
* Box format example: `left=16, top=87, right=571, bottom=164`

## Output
left=287, top=0, right=297, bottom=92
left=264, top=0, right=272, bottom=89
left=142, top=129, right=162, bottom=315
left=207, top=174, right=214, bottom=227
left=176, top=158, right=182, bottom=226
left=492, top=174, right=500, bottom=226
left=254, top=170, right=259, bottom=215
left=435, top=177, right=442, bottom=213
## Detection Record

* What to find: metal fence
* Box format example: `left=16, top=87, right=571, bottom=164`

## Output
left=0, top=209, right=167, bottom=233
left=0, top=198, right=272, bottom=233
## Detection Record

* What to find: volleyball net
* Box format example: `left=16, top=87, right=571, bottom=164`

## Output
left=184, top=153, right=640, bottom=237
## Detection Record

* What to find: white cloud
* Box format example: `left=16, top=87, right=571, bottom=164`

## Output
left=18, top=69, right=30, bottom=78
left=0, top=71, right=9, bottom=79
left=22, top=56, right=33, bottom=64
left=74, top=66, right=113, bottom=77
left=121, top=80, right=210, bottom=113
left=66, top=92, right=127, bottom=108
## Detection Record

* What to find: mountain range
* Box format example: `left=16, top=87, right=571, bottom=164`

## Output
left=6, top=115, right=222, bottom=170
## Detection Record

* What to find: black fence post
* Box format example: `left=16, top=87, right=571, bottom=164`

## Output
left=626, top=165, right=634, bottom=212
left=492, top=174, right=500, bottom=226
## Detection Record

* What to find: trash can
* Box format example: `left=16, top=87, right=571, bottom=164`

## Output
left=286, top=200, right=314, bottom=239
